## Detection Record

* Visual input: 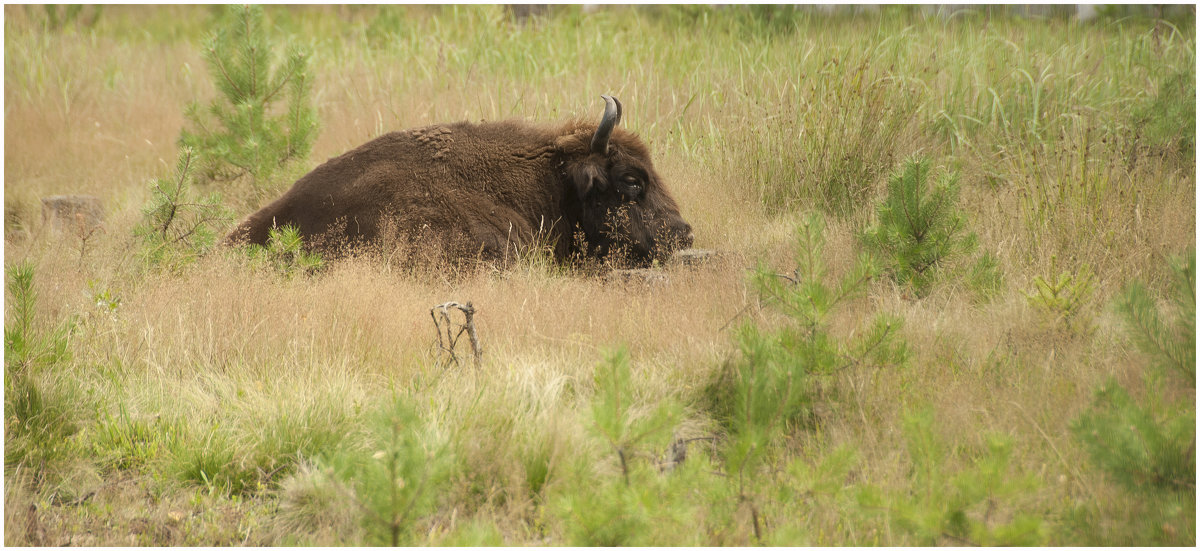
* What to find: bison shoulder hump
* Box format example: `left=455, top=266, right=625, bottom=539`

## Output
left=404, top=124, right=455, bottom=160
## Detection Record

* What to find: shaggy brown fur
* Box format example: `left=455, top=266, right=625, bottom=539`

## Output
left=225, top=100, right=693, bottom=266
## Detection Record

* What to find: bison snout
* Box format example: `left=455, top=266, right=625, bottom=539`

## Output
left=671, top=221, right=694, bottom=249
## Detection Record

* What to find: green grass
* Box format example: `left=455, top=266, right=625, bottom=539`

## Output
left=4, top=4, right=1195, bottom=546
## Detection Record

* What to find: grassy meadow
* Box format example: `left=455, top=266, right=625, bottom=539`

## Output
left=4, top=4, right=1196, bottom=546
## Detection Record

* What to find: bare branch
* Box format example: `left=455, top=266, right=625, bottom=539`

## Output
left=430, top=301, right=482, bottom=369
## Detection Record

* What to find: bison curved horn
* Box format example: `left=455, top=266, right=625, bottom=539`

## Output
left=590, top=94, right=623, bottom=155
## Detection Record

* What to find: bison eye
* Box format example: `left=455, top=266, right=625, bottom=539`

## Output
left=620, top=175, right=643, bottom=197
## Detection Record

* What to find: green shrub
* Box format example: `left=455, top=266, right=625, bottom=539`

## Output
left=179, top=4, right=318, bottom=195
left=1114, top=253, right=1195, bottom=381
left=1025, top=261, right=1096, bottom=331
left=133, top=148, right=232, bottom=269
left=1072, top=380, right=1194, bottom=493
left=552, top=433, right=719, bottom=547
left=247, top=224, right=325, bottom=277
left=1068, top=252, right=1194, bottom=545
left=4, top=262, right=82, bottom=469
left=4, top=262, right=71, bottom=376
left=548, top=348, right=722, bottom=546
left=861, top=156, right=989, bottom=297
left=1134, top=71, right=1196, bottom=160
left=589, top=348, right=681, bottom=485
left=856, top=408, right=1046, bottom=546
left=318, top=397, right=453, bottom=546
left=1072, top=253, right=1194, bottom=492
left=705, top=212, right=907, bottom=541
left=968, top=251, right=1004, bottom=299
left=709, top=213, right=906, bottom=438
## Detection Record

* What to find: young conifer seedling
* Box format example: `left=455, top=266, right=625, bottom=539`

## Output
left=861, top=156, right=980, bottom=297
left=179, top=4, right=318, bottom=195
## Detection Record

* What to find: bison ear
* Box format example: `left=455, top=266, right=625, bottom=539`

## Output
left=568, top=163, right=608, bottom=198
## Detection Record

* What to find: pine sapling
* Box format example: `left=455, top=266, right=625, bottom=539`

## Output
left=1071, top=252, right=1195, bottom=499
left=4, top=262, right=81, bottom=469
left=134, top=148, right=232, bottom=268
left=180, top=4, right=318, bottom=195
left=550, top=348, right=697, bottom=546
left=318, top=398, right=453, bottom=546
left=861, top=156, right=979, bottom=296
left=4, top=262, right=73, bottom=377
left=706, top=212, right=908, bottom=542
left=1114, top=253, right=1195, bottom=380
left=1025, top=260, right=1096, bottom=332
left=590, top=348, right=680, bottom=485
left=855, top=408, right=1045, bottom=546
left=247, top=224, right=325, bottom=277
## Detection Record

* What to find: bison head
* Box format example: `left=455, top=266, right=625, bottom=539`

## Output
left=558, top=95, right=693, bottom=265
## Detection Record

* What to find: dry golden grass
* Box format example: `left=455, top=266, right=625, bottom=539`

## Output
left=4, top=4, right=1194, bottom=546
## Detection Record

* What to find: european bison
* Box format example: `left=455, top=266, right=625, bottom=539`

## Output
left=225, top=95, right=694, bottom=266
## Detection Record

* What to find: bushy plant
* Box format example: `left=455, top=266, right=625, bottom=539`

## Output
left=4, top=262, right=82, bottom=469
left=1134, top=71, right=1196, bottom=160
left=1068, top=252, right=1194, bottom=545
left=554, top=457, right=714, bottom=546
left=1025, top=260, right=1096, bottom=331
left=856, top=408, right=1045, bottom=546
left=133, top=148, right=232, bottom=269
left=589, top=348, right=681, bottom=485
left=861, top=156, right=992, bottom=297
left=1072, top=381, right=1194, bottom=493
left=179, top=4, right=318, bottom=194
left=1072, top=253, right=1194, bottom=492
left=710, top=212, right=906, bottom=434
left=706, top=212, right=907, bottom=541
left=319, top=397, right=453, bottom=546
left=1113, top=253, right=1195, bottom=381
left=247, top=224, right=325, bottom=277
left=550, top=349, right=716, bottom=546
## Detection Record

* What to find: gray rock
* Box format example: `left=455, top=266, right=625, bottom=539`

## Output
left=670, top=248, right=721, bottom=266
left=41, top=195, right=104, bottom=235
left=605, top=268, right=669, bottom=286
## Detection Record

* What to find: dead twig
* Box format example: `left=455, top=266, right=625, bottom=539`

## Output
left=430, top=301, right=481, bottom=369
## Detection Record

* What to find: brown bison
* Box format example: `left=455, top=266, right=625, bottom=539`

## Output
left=225, top=95, right=693, bottom=266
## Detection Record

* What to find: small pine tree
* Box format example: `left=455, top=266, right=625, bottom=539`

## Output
left=1025, top=260, right=1097, bottom=332
left=589, top=348, right=681, bottom=485
left=709, top=213, right=907, bottom=444
left=4, top=262, right=80, bottom=469
left=551, top=352, right=704, bottom=546
left=248, top=224, right=325, bottom=277
left=861, top=156, right=980, bottom=296
left=1114, top=253, right=1195, bottom=381
left=856, top=407, right=1045, bottom=546
left=180, top=4, right=318, bottom=195
left=318, top=398, right=453, bottom=546
left=134, top=148, right=232, bottom=268
left=1072, top=252, right=1195, bottom=496
left=705, top=212, right=907, bottom=541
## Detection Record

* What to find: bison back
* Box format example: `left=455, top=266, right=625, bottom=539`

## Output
left=226, top=121, right=566, bottom=259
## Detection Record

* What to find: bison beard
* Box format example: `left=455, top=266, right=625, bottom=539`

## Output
left=224, top=95, right=693, bottom=267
